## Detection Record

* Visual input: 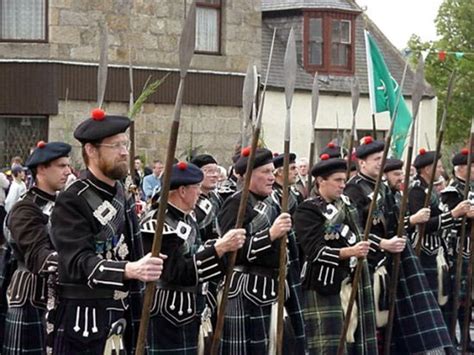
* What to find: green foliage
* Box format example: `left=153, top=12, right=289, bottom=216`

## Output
left=408, top=0, right=473, bottom=146
left=128, top=73, right=171, bottom=120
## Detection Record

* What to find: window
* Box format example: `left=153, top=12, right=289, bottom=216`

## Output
left=0, top=0, right=47, bottom=42
left=0, top=116, right=48, bottom=167
left=304, top=11, right=356, bottom=74
left=195, top=0, right=221, bottom=54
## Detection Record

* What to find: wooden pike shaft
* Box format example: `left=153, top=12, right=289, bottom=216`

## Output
left=454, top=118, right=474, bottom=346
left=210, top=127, right=261, bottom=355
left=415, top=70, right=456, bottom=256
left=135, top=81, right=186, bottom=355
left=276, top=139, right=290, bottom=355
left=337, top=60, right=410, bottom=355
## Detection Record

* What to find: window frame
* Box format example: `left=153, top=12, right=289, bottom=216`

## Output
left=303, top=9, right=356, bottom=75
left=195, top=0, right=222, bottom=55
left=0, top=0, right=48, bottom=43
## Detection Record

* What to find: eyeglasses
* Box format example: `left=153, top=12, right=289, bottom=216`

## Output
left=96, top=141, right=131, bottom=150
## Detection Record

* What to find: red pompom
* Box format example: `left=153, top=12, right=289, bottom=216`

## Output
left=327, top=142, right=336, bottom=148
left=362, top=136, right=373, bottom=145
left=461, top=148, right=469, bottom=156
left=320, top=153, right=330, bottom=161
left=37, top=140, right=46, bottom=149
left=91, top=108, right=106, bottom=121
left=177, top=161, right=188, bottom=170
left=241, top=147, right=251, bottom=157
left=419, top=148, right=427, bottom=155
left=273, top=152, right=279, bottom=157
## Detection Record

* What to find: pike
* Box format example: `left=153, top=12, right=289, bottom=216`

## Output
left=462, top=118, right=474, bottom=353
left=346, top=77, right=359, bottom=180
left=337, top=60, right=410, bottom=355
left=415, top=70, right=457, bottom=256
left=307, top=73, right=319, bottom=191
left=384, top=56, right=425, bottom=354
left=210, top=27, right=277, bottom=355
left=452, top=116, right=474, bottom=343
left=276, top=27, right=296, bottom=355
left=135, top=2, right=196, bottom=354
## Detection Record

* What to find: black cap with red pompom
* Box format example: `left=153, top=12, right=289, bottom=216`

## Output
left=452, top=148, right=474, bottom=166
left=25, top=141, right=71, bottom=169
left=74, top=108, right=131, bottom=144
left=234, top=147, right=273, bottom=175
left=168, top=161, right=204, bottom=190
left=355, top=136, right=384, bottom=159
left=273, top=152, right=296, bottom=169
left=320, top=141, right=347, bottom=159
left=413, top=148, right=440, bottom=169
left=311, top=157, right=347, bottom=178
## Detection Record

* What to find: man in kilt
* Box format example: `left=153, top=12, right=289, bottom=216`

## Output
left=408, top=149, right=470, bottom=313
left=190, top=154, right=225, bottom=325
left=50, top=109, right=165, bottom=354
left=2, top=141, right=71, bottom=354
left=345, top=137, right=454, bottom=353
left=440, top=148, right=474, bottom=350
left=293, top=155, right=377, bottom=354
left=217, top=147, right=306, bottom=354
left=139, top=161, right=245, bottom=353
left=271, top=153, right=304, bottom=209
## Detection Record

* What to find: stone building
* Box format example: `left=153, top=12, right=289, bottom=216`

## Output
left=259, top=0, right=437, bottom=159
left=0, top=0, right=261, bottom=168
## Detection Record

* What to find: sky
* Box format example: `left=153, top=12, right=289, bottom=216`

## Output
left=355, top=0, right=444, bottom=49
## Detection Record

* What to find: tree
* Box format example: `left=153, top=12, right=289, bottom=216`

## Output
left=408, top=0, right=474, bottom=147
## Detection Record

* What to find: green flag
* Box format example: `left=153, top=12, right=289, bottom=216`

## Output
left=365, top=30, right=412, bottom=158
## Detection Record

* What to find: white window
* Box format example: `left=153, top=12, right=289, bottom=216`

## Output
left=0, top=0, right=47, bottom=41
left=195, top=0, right=221, bottom=53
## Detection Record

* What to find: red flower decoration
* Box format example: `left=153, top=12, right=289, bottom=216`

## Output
left=362, top=136, right=373, bottom=145
left=241, top=146, right=251, bottom=157
left=37, top=140, right=46, bottom=149
left=327, top=142, right=336, bottom=148
left=461, top=148, right=469, bottom=156
left=91, top=108, right=106, bottom=121
left=177, top=161, right=188, bottom=170
left=419, top=148, right=427, bottom=155
left=438, top=51, right=447, bottom=61
left=320, top=153, right=330, bottom=161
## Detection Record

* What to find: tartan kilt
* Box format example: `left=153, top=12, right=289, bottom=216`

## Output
left=390, top=244, right=453, bottom=353
left=148, top=314, right=200, bottom=354
left=219, top=294, right=273, bottom=354
left=3, top=304, right=46, bottom=354
left=304, top=259, right=377, bottom=355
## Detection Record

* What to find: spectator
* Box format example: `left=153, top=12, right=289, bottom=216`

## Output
left=142, top=159, right=163, bottom=200
left=5, top=166, right=27, bottom=212
left=0, top=171, right=10, bottom=240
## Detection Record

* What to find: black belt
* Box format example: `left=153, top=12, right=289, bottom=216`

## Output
left=156, top=280, right=205, bottom=294
left=234, top=265, right=278, bottom=279
left=58, top=284, right=116, bottom=300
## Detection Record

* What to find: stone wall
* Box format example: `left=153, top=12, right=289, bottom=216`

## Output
left=49, top=100, right=242, bottom=169
left=0, top=0, right=261, bottom=73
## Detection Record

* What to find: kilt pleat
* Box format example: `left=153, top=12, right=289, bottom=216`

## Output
left=3, top=305, right=46, bottom=355
left=391, top=244, right=453, bottom=353
left=303, top=259, right=377, bottom=355
left=148, top=315, right=199, bottom=354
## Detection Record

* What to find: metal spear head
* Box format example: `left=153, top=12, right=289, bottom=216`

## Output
left=411, top=55, right=425, bottom=121
left=128, top=44, right=134, bottom=116
left=284, top=27, right=297, bottom=110
left=351, top=76, right=360, bottom=118
left=97, top=22, right=109, bottom=108
left=179, top=1, right=196, bottom=78
left=241, top=63, right=255, bottom=146
left=311, top=72, right=319, bottom=128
